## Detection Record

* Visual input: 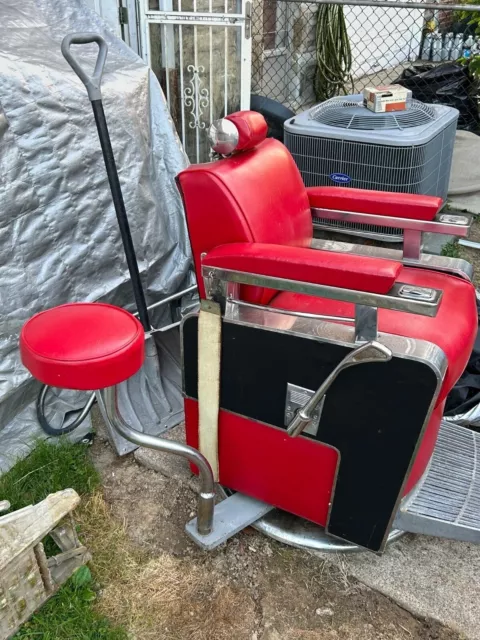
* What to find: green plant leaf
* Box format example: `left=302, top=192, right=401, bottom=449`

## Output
left=469, top=55, right=480, bottom=76
left=71, top=565, right=92, bottom=587
left=80, top=588, right=97, bottom=603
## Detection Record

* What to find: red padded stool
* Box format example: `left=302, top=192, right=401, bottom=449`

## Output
left=20, top=303, right=145, bottom=390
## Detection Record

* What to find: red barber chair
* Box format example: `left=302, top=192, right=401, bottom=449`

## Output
left=19, top=108, right=480, bottom=555
left=176, top=110, right=480, bottom=552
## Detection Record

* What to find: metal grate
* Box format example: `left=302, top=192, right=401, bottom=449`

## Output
left=402, top=421, right=480, bottom=532
left=310, top=98, right=437, bottom=130
left=312, top=216, right=403, bottom=240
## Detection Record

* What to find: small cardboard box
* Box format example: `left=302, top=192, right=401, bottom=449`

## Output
left=363, top=85, right=412, bottom=113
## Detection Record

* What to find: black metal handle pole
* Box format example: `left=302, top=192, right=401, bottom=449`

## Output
left=90, top=100, right=151, bottom=331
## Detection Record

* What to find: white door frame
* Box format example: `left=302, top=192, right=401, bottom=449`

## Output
left=139, top=0, right=252, bottom=160
left=123, top=0, right=143, bottom=55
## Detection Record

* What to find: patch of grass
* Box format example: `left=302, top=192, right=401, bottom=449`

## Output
left=0, top=439, right=100, bottom=511
left=441, top=239, right=461, bottom=258
left=3, top=440, right=254, bottom=640
left=0, top=440, right=125, bottom=640
left=15, top=574, right=128, bottom=640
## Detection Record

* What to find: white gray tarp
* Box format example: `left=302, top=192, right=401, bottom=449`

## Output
left=0, top=0, right=192, bottom=471
left=448, top=130, right=480, bottom=215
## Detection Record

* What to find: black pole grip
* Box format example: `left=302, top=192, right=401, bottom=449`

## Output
left=91, top=100, right=151, bottom=331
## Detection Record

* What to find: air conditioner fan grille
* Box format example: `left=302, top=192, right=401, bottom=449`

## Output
left=309, top=97, right=437, bottom=130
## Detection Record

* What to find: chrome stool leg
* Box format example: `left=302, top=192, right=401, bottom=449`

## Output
left=97, top=386, right=215, bottom=536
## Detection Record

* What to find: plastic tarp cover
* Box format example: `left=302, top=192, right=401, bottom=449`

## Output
left=0, top=0, right=192, bottom=471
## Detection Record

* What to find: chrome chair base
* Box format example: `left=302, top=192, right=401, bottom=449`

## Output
left=253, top=509, right=405, bottom=553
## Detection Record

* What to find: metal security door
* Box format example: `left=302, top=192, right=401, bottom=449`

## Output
left=143, top=0, right=252, bottom=162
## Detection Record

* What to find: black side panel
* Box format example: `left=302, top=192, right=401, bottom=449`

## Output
left=183, top=316, right=439, bottom=551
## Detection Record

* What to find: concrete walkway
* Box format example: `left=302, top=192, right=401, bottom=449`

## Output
left=325, top=534, right=480, bottom=639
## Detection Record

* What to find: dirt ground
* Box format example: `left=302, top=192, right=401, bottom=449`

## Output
left=88, top=413, right=463, bottom=640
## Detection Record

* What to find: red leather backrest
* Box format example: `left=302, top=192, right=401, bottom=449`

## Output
left=177, top=137, right=312, bottom=305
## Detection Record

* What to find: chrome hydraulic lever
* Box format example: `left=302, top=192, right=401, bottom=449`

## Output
left=287, top=341, right=393, bottom=438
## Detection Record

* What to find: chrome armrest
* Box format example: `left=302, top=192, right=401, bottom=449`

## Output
left=311, top=207, right=472, bottom=261
left=311, top=207, right=471, bottom=236
left=203, top=266, right=441, bottom=317
left=310, top=237, right=474, bottom=282
left=203, top=265, right=442, bottom=343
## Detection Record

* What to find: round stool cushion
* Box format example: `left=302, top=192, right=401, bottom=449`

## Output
left=20, top=303, right=145, bottom=390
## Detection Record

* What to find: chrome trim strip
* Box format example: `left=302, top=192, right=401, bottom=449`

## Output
left=226, top=297, right=355, bottom=323
left=312, top=208, right=472, bottom=236
left=223, top=306, right=447, bottom=380
left=202, top=266, right=442, bottom=317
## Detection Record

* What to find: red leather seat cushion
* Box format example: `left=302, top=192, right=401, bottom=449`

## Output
left=270, top=266, right=477, bottom=402
left=203, top=243, right=402, bottom=294
left=20, top=303, right=145, bottom=390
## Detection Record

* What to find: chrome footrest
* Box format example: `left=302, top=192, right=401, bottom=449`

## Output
left=394, top=421, right=480, bottom=542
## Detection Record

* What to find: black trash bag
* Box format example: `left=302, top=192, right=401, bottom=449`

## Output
left=395, top=63, right=479, bottom=132
left=445, top=295, right=480, bottom=419
left=250, top=94, right=295, bottom=143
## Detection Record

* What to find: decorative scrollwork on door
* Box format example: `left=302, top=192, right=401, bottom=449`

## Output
left=184, top=65, right=210, bottom=130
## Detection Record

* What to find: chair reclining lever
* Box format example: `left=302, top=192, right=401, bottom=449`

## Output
left=286, top=341, right=393, bottom=438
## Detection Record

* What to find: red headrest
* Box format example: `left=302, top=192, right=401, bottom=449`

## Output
left=225, top=111, right=268, bottom=151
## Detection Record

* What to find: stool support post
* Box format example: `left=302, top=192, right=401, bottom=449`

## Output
left=99, top=387, right=215, bottom=535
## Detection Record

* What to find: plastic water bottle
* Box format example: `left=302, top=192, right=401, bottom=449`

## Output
left=432, top=32, right=442, bottom=61
left=452, top=34, right=464, bottom=60
left=442, top=33, right=453, bottom=61
left=463, top=35, right=475, bottom=59
left=421, top=33, right=433, bottom=60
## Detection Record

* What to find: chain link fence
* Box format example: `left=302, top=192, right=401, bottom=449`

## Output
left=251, top=0, right=480, bottom=130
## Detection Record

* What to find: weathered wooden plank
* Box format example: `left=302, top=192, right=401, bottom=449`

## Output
left=0, top=490, right=80, bottom=570
left=0, top=489, right=87, bottom=640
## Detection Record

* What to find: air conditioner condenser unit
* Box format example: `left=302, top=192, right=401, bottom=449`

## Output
left=284, top=95, right=458, bottom=242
